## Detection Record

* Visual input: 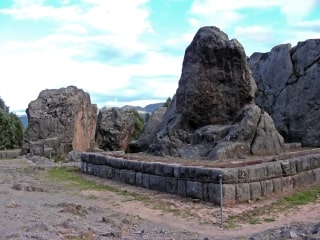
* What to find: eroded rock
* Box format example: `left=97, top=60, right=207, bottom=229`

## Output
left=95, top=108, right=139, bottom=151
left=22, top=86, right=97, bottom=157
left=249, top=39, right=320, bottom=147
left=149, top=26, right=284, bottom=160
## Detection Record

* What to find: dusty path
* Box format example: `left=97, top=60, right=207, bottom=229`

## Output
left=0, top=157, right=319, bottom=240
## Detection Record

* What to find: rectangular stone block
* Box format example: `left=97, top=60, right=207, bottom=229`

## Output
left=301, top=156, right=311, bottom=171
left=223, top=184, right=236, bottom=205
left=98, top=165, right=107, bottom=178
left=163, top=164, right=175, bottom=177
left=149, top=175, right=165, bottom=192
left=136, top=172, right=143, bottom=187
left=142, top=162, right=156, bottom=174
left=238, top=168, right=249, bottom=183
left=186, top=181, right=203, bottom=200
left=174, top=166, right=188, bottom=179
left=81, top=161, right=85, bottom=173
left=282, top=176, right=293, bottom=193
left=125, top=160, right=141, bottom=172
left=261, top=180, right=273, bottom=196
left=111, top=158, right=125, bottom=169
left=280, top=161, right=291, bottom=176
left=81, top=152, right=89, bottom=162
left=124, top=170, right=136, bottom=185
left=165, top=177, right=177, bottom=194
left=113, top=169, right=121, bottom=182
left=87, top=163, right=93, bottom=175
left=105, top=166, right=113, bottom=179
left=267, top=162, right=282, bottom=179
left=142, top=173, right=149, bottom=188
left=92, top=164, right=100, bottom=176
left=290, top=158, right=297, bottom=175
left=177, top=179, right=186, bottom=197
left=250, top=182, right=262, bottom=201
left=293, top=171, right=315, bottom=188
left=96, top=155, right=107, bottom=165
left=272, top=178, right=282, bottom=193
left=154, top=162, right=165, bottom=176
left=236, top=183, right=250, bottom=203
left=221, top=168, right=238, bottom=184
left=312, top=154, right=320, bottom=168
left=248, top=165, right=268, bottom=182
left=313, top=168, right=320, bottom=183
left=208, top=183, right=220, bottom=205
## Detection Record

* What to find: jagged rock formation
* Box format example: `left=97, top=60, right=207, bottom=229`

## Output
left=149, top=26, right=284, bottom=160
left=22, top=86, right=97, bottom=157
left=95, top=108, right=140, bottom=151
left=249, top=40, right=320, bottom=147
left=136, top=107, right=167, bottom=152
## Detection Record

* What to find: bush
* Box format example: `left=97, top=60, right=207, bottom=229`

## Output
left=0, top=97, right=24, bottom=150
left=127, top=109, right=144, bottom=140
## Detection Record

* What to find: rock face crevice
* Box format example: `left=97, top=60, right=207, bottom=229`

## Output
left=249, top=39, right=320, bottom=147
left=22, top=86, right=97, bottom=157
left=149, top=26, right=284, bottom=160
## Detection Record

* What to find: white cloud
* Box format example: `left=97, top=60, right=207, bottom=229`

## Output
left=189, top=0, right=318, bottom=27
left=234, top=25, right=273, bottom=42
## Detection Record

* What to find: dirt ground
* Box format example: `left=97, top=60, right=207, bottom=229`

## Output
left=0, top=157, right=319, bottom=240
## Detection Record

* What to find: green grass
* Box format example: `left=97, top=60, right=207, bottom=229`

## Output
left=46, top=166, right=186, bottom=217
left=47, top=167, right=122, bottom=193
left=225, top=184, right=320, bottom=228
left=279, top=185, right=320, bottom=207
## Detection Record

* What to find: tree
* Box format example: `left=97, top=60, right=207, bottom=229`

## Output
left=0, top=97, right=24, bottom=150
left=127, top=109, right=144, bottom=140
left=163, top=97, right=172, bottom=107
left=144, top=112, right=150, bottom=123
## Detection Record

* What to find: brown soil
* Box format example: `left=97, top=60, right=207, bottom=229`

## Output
left=0, top=157, right=319, bottom=240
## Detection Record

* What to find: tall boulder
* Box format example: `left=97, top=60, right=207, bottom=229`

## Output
left=249, top=39, right=320, bottom=147
left=95, top=108, right=141, bottom=151
left=149, top=26, right=284, bottom=160
left=22, top=86, right=97, bottom=157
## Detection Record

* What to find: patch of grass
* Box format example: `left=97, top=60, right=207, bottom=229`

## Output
left=248, top=217, right=261, bottom=225
left=47, top=167, right=121, bottom=193
left=225, top=184, right=320, bottom=227
left=279, top=185, right=320, bottom=207
left=263, top=217, right=275, bottom=222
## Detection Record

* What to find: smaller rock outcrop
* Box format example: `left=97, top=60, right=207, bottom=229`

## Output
left=149, top=26, right=284, bottom=160
left=249, top=39, right=320, bottom=147
left=95, top=108, right=142, bottom=151
left=22, top=86, right=97, bottom=157
left=136, top=107, right=167, bottom=152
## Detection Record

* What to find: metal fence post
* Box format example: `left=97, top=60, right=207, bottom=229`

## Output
left=218, top=174, right=223, bottom=228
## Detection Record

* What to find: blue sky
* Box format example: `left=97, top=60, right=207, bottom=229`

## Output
left=1, top=0, right=319, bottom=114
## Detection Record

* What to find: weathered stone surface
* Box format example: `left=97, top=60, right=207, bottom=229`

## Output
left=95, top=107, right=137, bottom=151
left=149, top=26, right=284, bottom=160
left=136, top=107, right=167, bottom=151
left=22, top=86, right=97, bottom=157
left=176, top=26, right=256, bottom=128
left=249, top=39, right=320, bottom=147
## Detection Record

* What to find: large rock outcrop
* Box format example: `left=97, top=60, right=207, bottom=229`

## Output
left=22, top=86, right=97, bottom=157
left=249, top=40, right=320, bottom=147
left=95, top=108, right=141, bottom=151
left=149, top=26, right=284, bottom=160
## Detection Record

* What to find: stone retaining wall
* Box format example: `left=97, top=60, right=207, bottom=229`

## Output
left=0, top=149, right=21, bottom=159
left=81, top=152, right=320, bottom=205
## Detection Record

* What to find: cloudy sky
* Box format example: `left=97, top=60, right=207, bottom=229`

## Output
left=1, top=0, right=320, bottom=114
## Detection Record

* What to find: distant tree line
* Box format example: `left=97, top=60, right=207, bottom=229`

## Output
left=0, top=97, right=24, bottom=150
